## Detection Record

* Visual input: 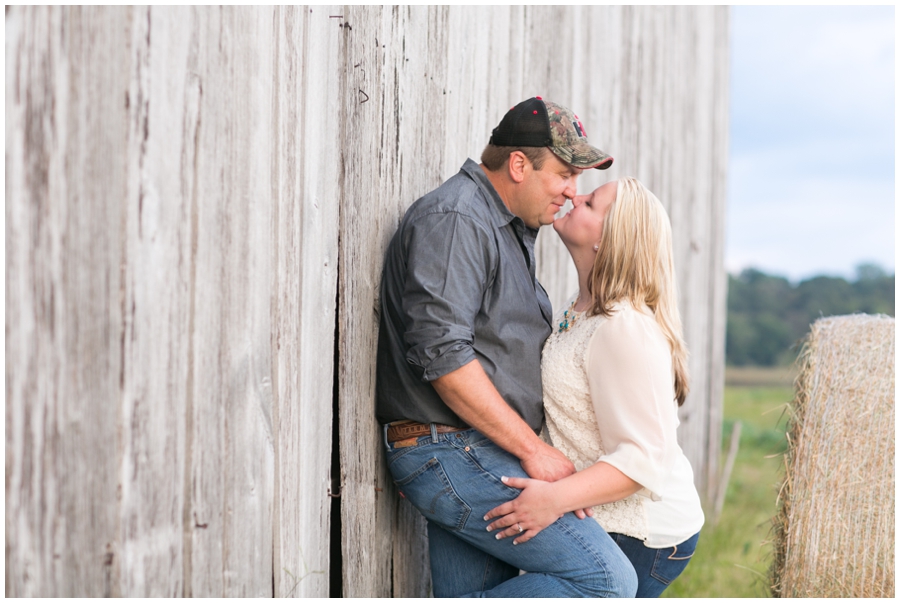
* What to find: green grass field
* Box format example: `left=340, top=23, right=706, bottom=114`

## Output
left=662, top=375, right=794, bottom=598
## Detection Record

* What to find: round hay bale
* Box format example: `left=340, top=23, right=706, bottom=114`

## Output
left=771, top=314, right=895, bottom=597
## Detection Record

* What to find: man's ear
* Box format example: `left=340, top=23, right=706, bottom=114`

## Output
left=507, top=151, right=528, bottom=184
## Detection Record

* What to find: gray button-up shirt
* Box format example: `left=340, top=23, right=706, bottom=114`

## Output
left=376, top=159, right=553, bottom=430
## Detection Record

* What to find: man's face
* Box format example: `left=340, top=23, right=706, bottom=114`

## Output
left=513, top=152, right=582, bottom=229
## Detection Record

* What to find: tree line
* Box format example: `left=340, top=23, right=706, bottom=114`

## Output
left=726, top=263, right=895, bottom=366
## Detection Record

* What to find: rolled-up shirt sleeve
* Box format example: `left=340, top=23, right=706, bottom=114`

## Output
left=585, top=306, right=679, bottom=500
left=402, top=210, right=497, bottom=382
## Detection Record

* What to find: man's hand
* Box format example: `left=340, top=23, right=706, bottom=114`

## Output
left=520, top=440, right=576, bottom=482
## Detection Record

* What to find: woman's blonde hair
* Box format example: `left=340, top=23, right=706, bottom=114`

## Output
left=588, top=177, right=690, bottom=405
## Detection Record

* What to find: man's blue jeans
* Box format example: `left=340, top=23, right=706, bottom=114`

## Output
left=383, top=426, right=638, bottom=597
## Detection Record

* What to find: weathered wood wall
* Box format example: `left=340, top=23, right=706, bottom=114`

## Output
left=338, top=6, right=729, bottom=597
left=6, top=5, right=728, bottom=598
left=6, top=6, right=338, bottom=597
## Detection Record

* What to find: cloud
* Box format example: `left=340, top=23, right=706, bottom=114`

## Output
left=732, top=7, right=894, bottom=116
left=727, top=155, right=895, bottom=280
left=727, top=5, right=895, bottom=280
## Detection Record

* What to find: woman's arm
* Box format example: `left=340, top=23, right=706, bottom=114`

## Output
left=584, top=306, right=677, bottom=500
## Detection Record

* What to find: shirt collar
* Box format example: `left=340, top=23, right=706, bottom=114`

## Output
left=460, top=159, right=517, bottom=228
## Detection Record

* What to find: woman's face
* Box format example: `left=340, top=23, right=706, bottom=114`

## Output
left=552, top=181, right=617, bottom=252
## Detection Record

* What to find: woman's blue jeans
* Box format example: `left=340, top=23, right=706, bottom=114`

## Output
left=383, top=426, right=638, bottom=598
left=610, top=531, right=700, bottom=597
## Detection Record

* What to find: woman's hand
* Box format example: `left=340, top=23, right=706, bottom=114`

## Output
left=484, top=476, right=572, bottom=545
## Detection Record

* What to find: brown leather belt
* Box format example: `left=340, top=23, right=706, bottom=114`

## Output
left=386, top=420, right=468, bottom=443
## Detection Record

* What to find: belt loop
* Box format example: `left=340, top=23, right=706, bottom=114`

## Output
left=429, top=422, right=439, bottom=443
left=383, top=422, right=391, bottom=448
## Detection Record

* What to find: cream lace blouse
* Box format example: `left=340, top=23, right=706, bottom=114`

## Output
left=541, top=298, right=704, bottom=548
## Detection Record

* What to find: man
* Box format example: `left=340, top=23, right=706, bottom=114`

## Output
left=376, top=98, right=637, bottom=597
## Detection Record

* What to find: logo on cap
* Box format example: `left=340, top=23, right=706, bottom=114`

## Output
left=574, top=121, right=586, bottom=138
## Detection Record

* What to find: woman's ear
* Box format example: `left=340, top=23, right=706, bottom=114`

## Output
left=508, top=151, right=527, bottom=184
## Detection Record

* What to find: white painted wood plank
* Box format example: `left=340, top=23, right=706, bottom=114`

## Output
left=337, top=6, right=395, bottom=598
left=185, top=7, right=276, bottom=596
left=182, top=9, right=227, bottom=593
left=270, top=5, right=341, bottom=598
left=6, top=6, right=132, bottom=596
left=705, top=7, right=731, bottom=501
left=221, top=8, right=276, bottom=596
left=118, top=6, right=192, bottom=596
left=55, top=9, right=132, bottom=594
left=5, top=9, right=68, bottom=595
left=6, top=6, right=61, bottom=595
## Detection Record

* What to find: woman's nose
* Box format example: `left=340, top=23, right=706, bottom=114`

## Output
left=571, top=195, right=586, bottom=207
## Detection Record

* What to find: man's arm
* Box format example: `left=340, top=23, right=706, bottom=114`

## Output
left=401, top=212, right=577, bottom=483
left=431, top=359, right=576, bottom=483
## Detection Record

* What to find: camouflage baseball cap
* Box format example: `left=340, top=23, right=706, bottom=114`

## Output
left=489, top=97, right=613, bottom=170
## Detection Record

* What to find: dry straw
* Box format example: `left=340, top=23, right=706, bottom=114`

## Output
left=771, top=314, right=895, bottom=597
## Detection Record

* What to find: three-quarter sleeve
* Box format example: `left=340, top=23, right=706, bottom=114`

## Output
left=585, top=305, right=680, bottom=500
left=402, top=210, right=497, bottom=382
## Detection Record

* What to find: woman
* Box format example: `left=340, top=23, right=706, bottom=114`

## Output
left=484, top=177, right=704, bottom=597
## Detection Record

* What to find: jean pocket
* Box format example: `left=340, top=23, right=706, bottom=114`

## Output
left=649, top=532, right=699, bottom=585
left=393, top=457, right=471, bottom=532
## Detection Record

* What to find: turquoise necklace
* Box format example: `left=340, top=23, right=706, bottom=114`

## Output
left=557, top=300, right=581, bottom=333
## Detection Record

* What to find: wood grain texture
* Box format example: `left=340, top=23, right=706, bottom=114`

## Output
left=6, top=5, right=727, bottom=598
left=336, top=6, right=393, bottom=598
left=270, top=5, right=341, bottom=598
left=6, top=7, right=131, bottom=596
left=705, top=8, right=731, bottom=502
left=183, top=8, right=276, bottom=596
left=119, top=6, right=190, bottom=596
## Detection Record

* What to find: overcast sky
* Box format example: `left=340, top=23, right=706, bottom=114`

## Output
left=727, top=5, right=895, bottom=282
